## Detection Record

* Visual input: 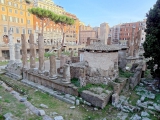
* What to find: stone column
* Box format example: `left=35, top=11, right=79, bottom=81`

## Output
left=15, top=43, right=21, bottom=63
left=63, top=64, right=71, bottom=83
left=8, top=28, right=15, bottom=63
left=79, top=68, right=86, bottom=87
left=49, top=55, right=57, bottom=79
left=130, top=27, right=135, bottom=56
left=29, top=34, right=36, bottom=69
left=70, top=50, right=73, bottom=58
left=57, top=49, right=61, bottom=59
left=38, top=33, right=45, bottom=73
left=21, top=34, right=27, bottom=68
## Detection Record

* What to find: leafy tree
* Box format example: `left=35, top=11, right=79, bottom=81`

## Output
left=54, top=15, right=75, bottom=47
left=28, top=7, right=58, bottom=34
left=143, top=0, right=160, bottom=88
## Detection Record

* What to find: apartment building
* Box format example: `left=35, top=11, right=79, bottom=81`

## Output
left=79, top=25, right=97, bottom=45
left=0, top=0, right=33, bottom=58
left=109, top=24, right=121, bottom=44
left=64, top=12, right=80, bottom=45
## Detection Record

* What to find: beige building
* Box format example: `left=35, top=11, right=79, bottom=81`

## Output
left=0, top=0, right=33, bottom=59
left=93, top=27, right=100, bottom=38
left=79, top=25, right=97, bottom=45
left=100, top=23, right=110, bottom=44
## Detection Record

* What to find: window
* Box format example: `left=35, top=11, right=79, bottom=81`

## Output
left=28, top=13, right=30, bottom=16
left=9, top=16, right=13, bottom=22
left=28, top=29, right=32, bottom=34
left=8, top=1, right=12, bottom=5
left=3, top=26, right=7, bottom=32
left=20, top=11, right=23, bottom=15
left=10, top=27, right=14, bottom=33
left=1, top=15, right=7, bottom=21
left=21, top=18, right=23, bottom=23
left=27, top=20, right=30, bottom=24
left=16, top=28, right=19, bottom=33
left=22, top=28, right=25, bottom=34
left=15, top=18, right=19, bottom=23
left=15, top=10, right=17, bottom=14
left=0, top=0, right=5, bottom=4
left=14, top=3, right=18, bottom=7
left=2, top=7, right=5, bottom=11
left=20, top=5, right=23, bottom=9
left=9, top=9, right=12, bottom=13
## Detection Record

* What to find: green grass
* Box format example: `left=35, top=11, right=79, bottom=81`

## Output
left=0, top=85, right=42, bottom=119
left=71, top=78, right=80, bottom=87
left=78, top=83, right=113, bottom=93
left=119, top=69, right=134, bottom=78
left=0, top=61, right=8, bottom=66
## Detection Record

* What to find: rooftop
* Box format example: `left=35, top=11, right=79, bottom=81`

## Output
left=83, top=42, right=120, bottom=52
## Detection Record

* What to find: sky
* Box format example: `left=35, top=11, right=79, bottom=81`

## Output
left=53, top=0, right=157, bottom=27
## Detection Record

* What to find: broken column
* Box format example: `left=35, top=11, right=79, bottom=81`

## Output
left=63, top=64, right=71, bottom=83
left=70, top=50, right=74, bottom=58
left=8, top=28, right=15, bottom=63
left=38, top=33, right=45, bottom=73
left=49, top=55, right=57, bottom=79
left=21, top=34, right=28, bottom=68
left=57, top=49, right=61, bottom=59
left=29, top=34, right=36, bottom=69
left=79, top=68, right=86, bottom=87
left=15, top=43, right=21, bottom=63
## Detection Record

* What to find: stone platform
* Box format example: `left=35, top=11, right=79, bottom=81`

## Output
left=23, top=70, right=79, bottom=96
left=22, top=79, right=76, bottom=105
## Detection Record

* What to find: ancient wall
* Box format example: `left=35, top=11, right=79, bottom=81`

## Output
left=71, top=57, right=80, bottom=63
left=83, top=52, right=118, bottom=70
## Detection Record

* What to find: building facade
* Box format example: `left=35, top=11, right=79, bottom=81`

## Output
left=64, top=12, right=80, bottom=45
left=0, top=0, right=33, bottom=58
left=109, top=24, right=121, bottom=44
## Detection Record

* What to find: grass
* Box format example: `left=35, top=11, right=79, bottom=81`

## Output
left=0, top=74, right=111, bottom=119
left=71, top=78, right=80, bottom=87
left=78, top=83, right=113, bottom=93
left=0, top=84, right=42, bottom=119
left=0, top=61, right=8, bottom=66
left=119, top=68, right=134, bottom=78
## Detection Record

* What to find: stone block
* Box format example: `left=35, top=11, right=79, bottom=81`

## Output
left=54, top=116, right=64, bottom=120
left=38, top=110, right=45, bottom=116
left=80, top=90, right=112, bottom=109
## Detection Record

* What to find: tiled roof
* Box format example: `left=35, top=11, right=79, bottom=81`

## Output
left=84, top=42, right=120, bottom=51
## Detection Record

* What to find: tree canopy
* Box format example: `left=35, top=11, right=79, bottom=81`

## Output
left=143, top=0, right=160, bottom=77
left=28, top=7, right=75, bottom=35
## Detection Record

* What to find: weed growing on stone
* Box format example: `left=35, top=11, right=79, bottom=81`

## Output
left=119, top=68, right=134, bottom=78
left=71, top=78, right=80, bottom=87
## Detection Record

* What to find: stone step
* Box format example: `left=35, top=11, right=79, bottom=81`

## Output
left=21, top=79, right=75, bottom=105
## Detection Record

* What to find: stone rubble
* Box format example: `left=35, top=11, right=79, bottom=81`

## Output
left=40, top=104, right=49, bottom=109
left=54, top=116, right=64, bottom=120
left=3, top=112, right=13, bottom=120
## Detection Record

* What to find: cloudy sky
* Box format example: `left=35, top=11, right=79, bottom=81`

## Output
left=53, top=0, right=157, bottom=27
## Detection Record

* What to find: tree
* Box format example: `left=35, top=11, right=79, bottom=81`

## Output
left=28, top=7, right=58, bottom=35
left=143, top=0, right=160, bottom=88
left=54, top=15, right=75, bottom=47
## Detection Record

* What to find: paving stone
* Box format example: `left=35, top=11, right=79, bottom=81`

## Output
left=20, top=97, right=27, bottom=102
left=4, top=113, right=13, bottom=119
left=40, top=104, right=48, bottom=109
left=70, top=106, right=75, bottom=109
left=54, top=116, right=64, bottom=120
left=141, top=111, right=149, bottom=117
left=38, top=110, right=45, bottom=116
